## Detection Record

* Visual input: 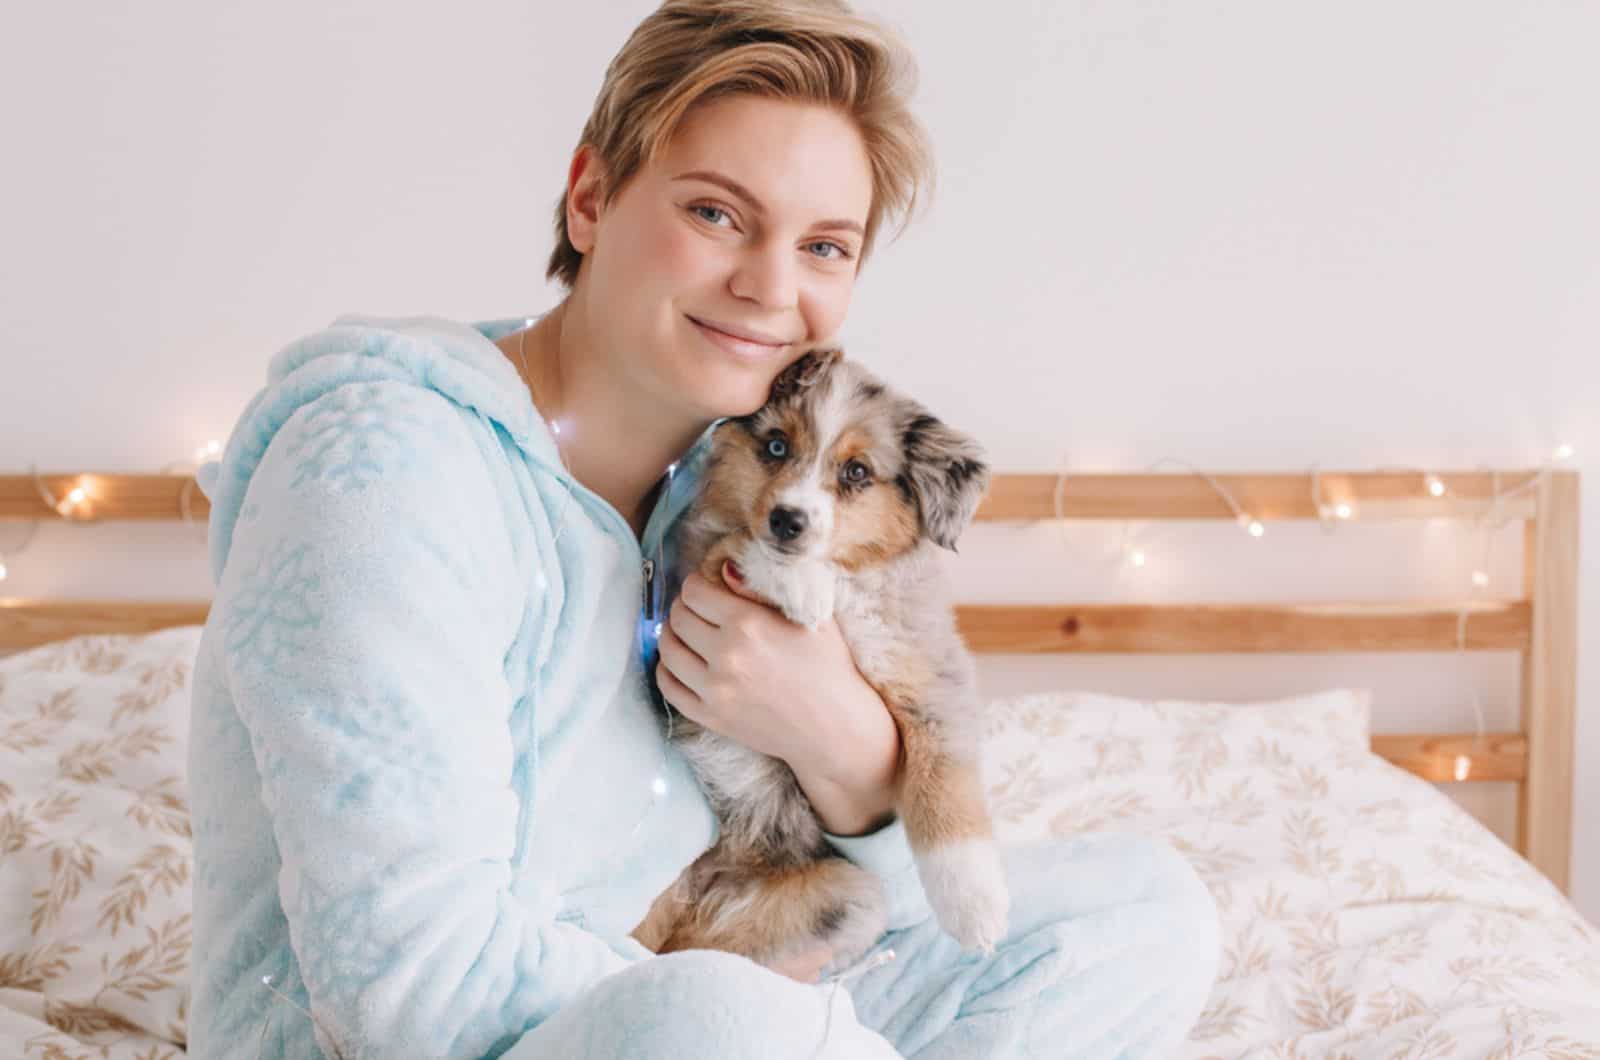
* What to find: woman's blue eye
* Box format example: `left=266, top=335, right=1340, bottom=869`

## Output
left=766, top=437, right=788, bottom=459
left=693, top=204, right=850, bottom=261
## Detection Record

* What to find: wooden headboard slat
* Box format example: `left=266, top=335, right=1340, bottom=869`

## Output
left=0, top=473, right=210, bottom=521
left=0, top=599, right=210, bottom=649
left=976, top=471, right=1540, bottom=522
left=955, top=601, right=1529, bottom=654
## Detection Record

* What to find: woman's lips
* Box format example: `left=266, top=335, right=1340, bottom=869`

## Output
left=687, top=315, right=789, bottom=361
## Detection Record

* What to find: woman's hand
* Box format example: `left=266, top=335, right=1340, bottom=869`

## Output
left=654, top=561, right=901, bottom=836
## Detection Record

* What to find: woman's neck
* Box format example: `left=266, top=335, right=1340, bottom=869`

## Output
left=505, top=297, right=706, bottom=541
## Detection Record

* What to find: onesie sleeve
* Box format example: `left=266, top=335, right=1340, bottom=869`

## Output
left=823, top=815, right=935, bottom=932
left=215, top=379, right=636, bottom=1059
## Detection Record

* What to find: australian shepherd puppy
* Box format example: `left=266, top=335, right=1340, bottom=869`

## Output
left=634, top=347, right=1009, bottom=975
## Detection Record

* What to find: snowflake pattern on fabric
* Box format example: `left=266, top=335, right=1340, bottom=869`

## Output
left=293, top=879, right=384, bottom=1057
left=286, top=381, right=430, bottom=492
left=221, top=538, right=323, bottom=675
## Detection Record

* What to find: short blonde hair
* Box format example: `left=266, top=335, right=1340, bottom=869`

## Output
left=546, top=0, right=935, bottom=290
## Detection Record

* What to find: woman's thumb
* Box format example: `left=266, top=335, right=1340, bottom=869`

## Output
left=721, top=558, right=761, bottom=601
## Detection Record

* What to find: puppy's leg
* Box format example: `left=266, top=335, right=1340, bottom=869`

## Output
left=737, top=546, right=836, bottom=631
left=658, top=844, right=887, bottom=972
left=629, top=861, right=701, bottom=953
left=699, top=535, right=836, bottom=631
left=771, top=560, right=837, bottom=632
left=897, top=719, right=1010, bottom=955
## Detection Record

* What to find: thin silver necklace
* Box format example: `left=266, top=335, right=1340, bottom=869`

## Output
left=517, top=321, right=576, bottom=543
left=516, top=321, right=685, bottom=890
left=518, top=322, right=573, bottom=474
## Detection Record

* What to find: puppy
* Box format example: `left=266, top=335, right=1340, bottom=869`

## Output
left=635, top=348, right=1009, bottom=974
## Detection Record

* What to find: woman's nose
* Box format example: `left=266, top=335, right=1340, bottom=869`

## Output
left=729, top=242, right=798, bottom=312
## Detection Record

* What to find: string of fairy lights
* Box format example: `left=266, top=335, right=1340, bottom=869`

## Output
left=3, top=438, right=1574, bottom=600
left=2, top=438, right=1575, bottom=781
left=1047, top=441, right=1576, bottom=780
left=0, top=439, right=221, bottom=581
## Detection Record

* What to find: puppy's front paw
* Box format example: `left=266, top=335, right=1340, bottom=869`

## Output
left=916, top=840, right=1011, bottom=955
left=774, top=562, right=836, bottom=631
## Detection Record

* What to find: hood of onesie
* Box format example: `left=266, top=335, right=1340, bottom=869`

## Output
left=194, top=312, right=724, bottom=591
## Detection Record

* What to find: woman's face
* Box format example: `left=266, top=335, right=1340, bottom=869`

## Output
left=570, top=94, right=874, bottom=420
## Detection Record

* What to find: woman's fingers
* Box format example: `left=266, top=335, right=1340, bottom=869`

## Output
left=667, top=595, right=718, bottom=661
left=677, top=570, right=738, bottom=626
left=655, top=654, right=705, bottom=712
left=657, top=622, right=708, bottom=696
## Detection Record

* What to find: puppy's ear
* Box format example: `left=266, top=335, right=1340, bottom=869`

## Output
left=897, top=406, right=990, bottom=552
left=769, top=347, right=843, bottom=402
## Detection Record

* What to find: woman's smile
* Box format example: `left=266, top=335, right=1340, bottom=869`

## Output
left=686, top=313, right=792, bottom=362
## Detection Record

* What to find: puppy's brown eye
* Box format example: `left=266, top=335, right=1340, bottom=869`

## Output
left=842, top=460, right=871, bottom=484
left=764, top=436, right=789, bottom=460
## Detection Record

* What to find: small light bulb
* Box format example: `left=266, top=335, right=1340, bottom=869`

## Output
left=1426, top=475, right=1446, bottom=497
left=651, top=776, right=668, bottom=797
left=1334, top=503, right=1353, bottom=520
left=1554, top=443, right=1574, bottom=461
left=67, top=486, right=86, bottom=504
left=1471, top=570, right=1490, bottom=588
left=0, top=559, right=8, bottom=581
left=1453, top=754, right=1471, bottom=782
left=1247, top=519, right=1265, bottom=538
left=1128, top=549, right=1147, bottom=568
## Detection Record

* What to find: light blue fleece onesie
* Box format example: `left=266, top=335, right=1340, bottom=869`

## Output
left=186, top=312, right=1218, bottom=1058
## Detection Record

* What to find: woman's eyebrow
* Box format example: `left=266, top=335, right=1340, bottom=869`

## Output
left=672, top=169, right=864, bottom=235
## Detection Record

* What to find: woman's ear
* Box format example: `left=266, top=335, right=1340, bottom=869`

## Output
left=897, top=406, right=991, bottom=552
left=565, top=144, right=609, bottom=255
left=769, top=347, right=844, bottom=402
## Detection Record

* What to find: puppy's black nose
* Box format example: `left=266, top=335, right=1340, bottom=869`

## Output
left=769, top=506, right=807, bottom=542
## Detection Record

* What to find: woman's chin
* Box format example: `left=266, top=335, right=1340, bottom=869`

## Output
left=668, top=360, right=776, bottom=419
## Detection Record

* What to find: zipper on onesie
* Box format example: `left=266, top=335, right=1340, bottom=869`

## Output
left=641, top=558, right=656, bottom=618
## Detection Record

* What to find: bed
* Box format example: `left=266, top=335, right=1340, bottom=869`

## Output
left=1, top=466, right=1595, bottom=1057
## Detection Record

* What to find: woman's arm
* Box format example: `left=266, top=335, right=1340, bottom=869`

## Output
left=214, top=381, right=644, bottom=1058
left=654, top=565, right=936, bottom=932
left=784, top=659, right=901, bottom=837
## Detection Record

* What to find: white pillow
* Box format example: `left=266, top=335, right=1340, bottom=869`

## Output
left=0, top=625, right=202, bottom=1053
left=980, top=687, right=1373, bottom=836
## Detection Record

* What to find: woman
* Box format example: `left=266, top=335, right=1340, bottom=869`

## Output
left=187, top=2, right=1219, bottom=1057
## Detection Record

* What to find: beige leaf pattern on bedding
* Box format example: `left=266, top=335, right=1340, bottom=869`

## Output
left=5, top=640, right=1600, bottom=1057
left=1, top=627, right=200, bottom=1056
left=981, top=687, right=1600, bottom=1056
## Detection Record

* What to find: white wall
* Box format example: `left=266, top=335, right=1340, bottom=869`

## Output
left=2, top=2, right=1595, bottom=921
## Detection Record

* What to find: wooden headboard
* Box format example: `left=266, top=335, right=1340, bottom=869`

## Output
left=0, top=468, right=1580, bottom=894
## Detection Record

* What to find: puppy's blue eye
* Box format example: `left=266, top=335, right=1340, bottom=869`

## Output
left=843, top=461, right=870, bottom=484
left=765, top=437, right=789, bottom=459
